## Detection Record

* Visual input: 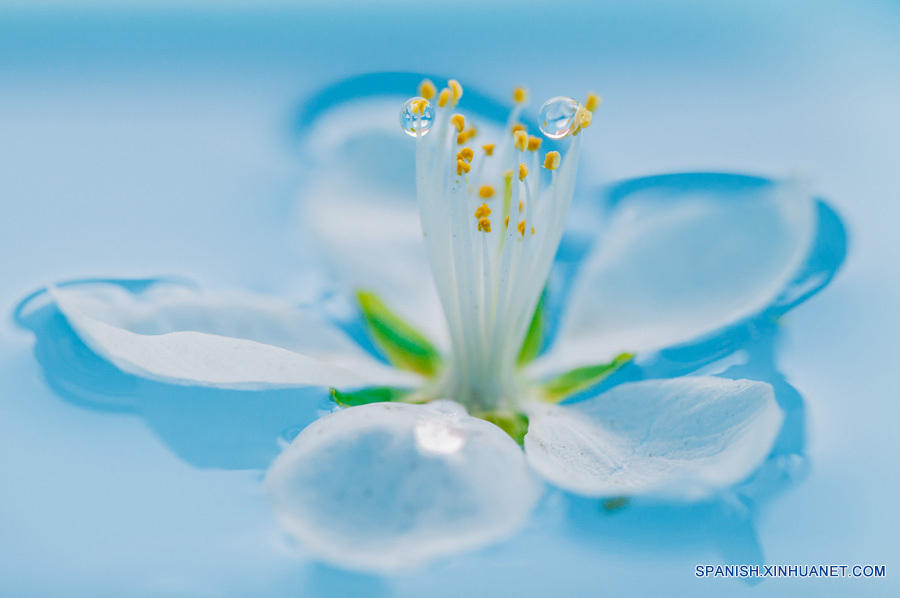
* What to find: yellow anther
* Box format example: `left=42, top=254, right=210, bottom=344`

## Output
left=503, top=169, right=513, bottom=182
left=511, top=123, right=527, bottom=134
left=482, top=144, right=495, bottom=156
left=466, top=126, right=477, bottom=139
left=477, top=217, right=492, bottom=233
left=504, top=215, right=510, bottom=227
left=518, top=199, right=523, bottom=212
left=474, top=203, right=492, bottom=219
left=450, top=114, right=466, bottom=133
left=479, top=184, right=495, bottom=199
left=513, top=86, right=528, bottom=104
left=411, top=99, right=427, bottom=115
left=544, top=151, right=561, bottom=170
left=456, top=159, right=471, bottom=176
left=531, top=225, right=535, bottom=235
left=585, top=92, right=601, bottom=112
left=578, top=107, right=593, bottom=128
left=438, top=88, right=451, bottom=108
left=517, top=220, right=527, bottom=236
left=448, top=79, right=463, bottom=105
left=514, top=130, right=528, bottom=151
left=419, top=79, right=436, bottom=101
left=519, top=163, right=529, bottom=181
left=457, top=132, right=467, bottom=145
left=458, top=147, right=474, bottom=162
left=527, top=135, right=542, bottom=151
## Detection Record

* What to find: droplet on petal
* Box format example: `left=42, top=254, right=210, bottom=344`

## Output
left=264, top=401, right=542, bottom=572
left=400, top=96, right=435, bottom=137
left=538, top=96, right=581, bottom=139
left=414, top=420, right=467, bottom=454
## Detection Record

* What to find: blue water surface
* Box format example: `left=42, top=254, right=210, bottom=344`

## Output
left=2, top=2, right=899, bottom=597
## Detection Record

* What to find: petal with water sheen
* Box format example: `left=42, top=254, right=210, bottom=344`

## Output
left=524, top=377, right=783, bottom=500
left=49, top=281, right=416, bottom=389
left=264, top=400, right=542, bottom=572
left=536, top=179, right=815, bottom=373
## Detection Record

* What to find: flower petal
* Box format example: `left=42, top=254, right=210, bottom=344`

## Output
left=536, top=176, right=815, bottom=373
left=298, top=98, right=450, bottom=348
left=523, top=377, right=783, bottom=500
left=264, top=400, right=542, bottom=572
left=295, top=75, right=531, bottom=350
left=48, top=281, right=417, bottom=389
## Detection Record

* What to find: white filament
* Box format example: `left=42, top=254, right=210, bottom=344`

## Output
left=413, top=102, right=581, bottom=411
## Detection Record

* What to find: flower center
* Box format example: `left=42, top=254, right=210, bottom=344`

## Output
left=402, top=79, right=596, bottom=411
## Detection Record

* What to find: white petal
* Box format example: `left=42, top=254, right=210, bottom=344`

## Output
left=49, top=281, right=417, bottom=389
left=264, top=400, right=542, bottom=572
left=298, top=99, right=449, bottom=349
left=524, top=377, right=783, bottom=500
left=536, top=179, right=815, bottom=373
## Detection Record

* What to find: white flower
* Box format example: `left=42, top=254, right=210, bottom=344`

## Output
left=36, top=77, right=816, bottom=573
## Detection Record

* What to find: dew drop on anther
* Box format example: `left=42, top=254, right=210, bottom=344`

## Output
left=538, top=96, right=581, bottom=139
left=400, top=97, right=435, bottom=137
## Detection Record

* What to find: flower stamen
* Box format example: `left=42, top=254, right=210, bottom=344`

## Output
left=543, top=151, right=560, bottom=170
left=584, top=91, right=601, bottom=112
left=513, top=86, right=528, bottom=104
left=448, top=79, right=464, bottom=105
left=402, top=80, right=593, bottom=410
left=514, top=130, right=528, bottom=152
left=419, top=79, right=437, bottom=100
left=451, top=114, right=466, bottom=134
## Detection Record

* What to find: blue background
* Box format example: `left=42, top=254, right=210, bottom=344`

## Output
left=1, top=1, right=898, bottom=596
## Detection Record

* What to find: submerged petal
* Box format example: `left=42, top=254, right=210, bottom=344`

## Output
left=264, top=400, right=542, bottom=572
left=48, top=281, right=416, bottom=389
left=537, top=176, right=815, bottom=373
left=524, top=377, right=783, bottom=499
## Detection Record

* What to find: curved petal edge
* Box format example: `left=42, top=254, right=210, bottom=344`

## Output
left=47, top=281, right=417, bottom=390
left=264, top=401, right=542, bottom=572
left=536, top=177, right=816, bottom=374
left=523, top=377, right=784, bottom=500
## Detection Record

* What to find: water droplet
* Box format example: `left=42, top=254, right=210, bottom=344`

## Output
left=538, top=96, right=581, bottom=139
left=400, top=97, right=435, bottom=137
left=414, top=421, right=466, bottom=455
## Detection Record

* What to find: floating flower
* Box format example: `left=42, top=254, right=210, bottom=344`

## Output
left=34, top=76, right=816, bottom=572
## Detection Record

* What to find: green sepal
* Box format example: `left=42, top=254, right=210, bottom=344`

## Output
left=475, top=410, right=530, bottom=446
left=330, top=386, right=412, bottom=408
left=356, top=289, right=443, bottom=377
left=517, top=290, right=546, bottom=366
left=540, top=353, right=634, bottom=403
left=601, top=496, right=630, bottom=513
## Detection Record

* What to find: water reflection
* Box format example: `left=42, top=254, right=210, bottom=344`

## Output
left=14, top=278, right=333, bottom=471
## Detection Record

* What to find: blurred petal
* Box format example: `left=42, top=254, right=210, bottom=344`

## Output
left=298, top=99, right=449, bottom=348
left=524, top=377, right=783, bottom=500
left=264, top=400, right=542, bottom=572
left=49, top=281, right=417, bottom=389
left=536, top=178, right=815, bottom=373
